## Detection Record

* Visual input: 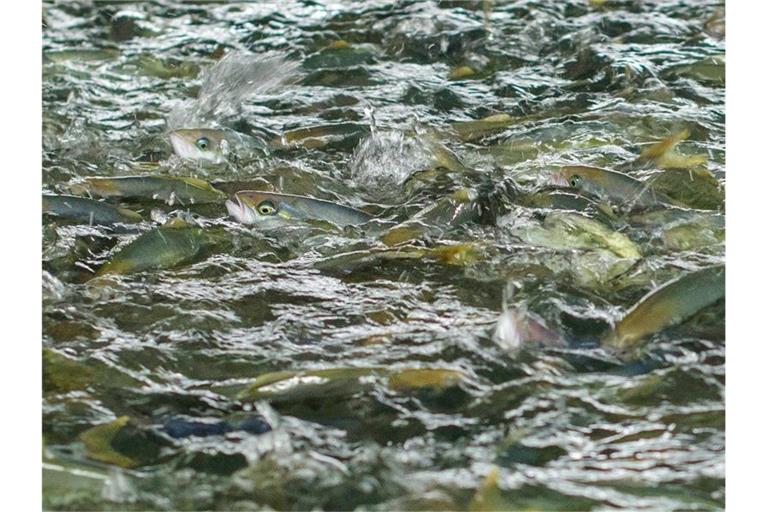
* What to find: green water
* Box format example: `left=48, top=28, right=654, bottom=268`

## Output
left=43, top=1, right=725, bottom=510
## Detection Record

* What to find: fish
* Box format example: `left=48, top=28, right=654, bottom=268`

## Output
left=451, top=113, right=516, bottom=141
left=302, top=40, right=380, bottom=70
left=469, top=467, right=509, bottom=512
left=603, top=264, right=725, bottom=351
left=380, top=188, right=481, bottom=246
left=649, top=168, right=723, bottom=210
left=167, top=128, right=229, bottom=163
left=493, top=308, right=567, bottom=352
left=519, top=188, right=597, bottom=211
left=632, top=129, right=708, bottom=169
left=43, top=194, right=142, bottom=225
left=663, top=56, right=725, bottom=87
left=541, top=211, right=641, bottom=259
left=315, top=243, right=482, bottom=273
left=133, top=54, right=200, bottom=80
left=69, top=176, right=226, bottom=205
left=226, top=191, right=372, bottom=228
left=43, top=48, right=120, bottom=64
left=554, top=165, right=667, bottom=209
left=237, top=367, right=465, bottom=401
left=160, top=415, right=271, bottom=439
left=704, top=9, right=725, bottom=40
left=96, top=223, right=224, bottom=276
left=272, top=122, right=369, bottom=150
left=79, top=416, right=137, bottom=468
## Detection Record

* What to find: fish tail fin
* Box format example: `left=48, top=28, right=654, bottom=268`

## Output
left=638, top=129, right=707, bottom=169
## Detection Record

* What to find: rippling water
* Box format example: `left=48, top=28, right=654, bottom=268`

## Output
left=43, top=1, right=725, bottom=510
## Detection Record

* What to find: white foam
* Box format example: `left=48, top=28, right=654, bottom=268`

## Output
left=349, top=130, right=435, bottom=201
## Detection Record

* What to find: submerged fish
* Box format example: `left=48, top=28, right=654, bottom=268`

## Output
left=237, top=367, right=465, bottom=401
left=226, top=191, right=372, bottom=227
left=603, top=264, right=725, bottom=351
left=663, top=56, right=725, bottom=87
left=380, top=188, right=481, bottom=246
left=555, top=165, right=666, bottom=209
left=43, top=48, right=121, bottom=64
left=272, top=122, right=369, bottom=150
left=43, top=194, right=142, bottom=225
left=160, top=415, right=271, bottom=439
left=79, top=416, right=138, bottom=468
left=168, top=128, right=229, bottom=163
left=133, top=54, right=200, bottom=80
left=69, top=176, right=225, bottom=205
left=96, top=223, right=224, bottom=276
left=452, top=113, right=516, bottom=141
left=315, top=242, right=482, bottom=273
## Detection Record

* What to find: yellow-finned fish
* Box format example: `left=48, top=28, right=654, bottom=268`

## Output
left=69, top=176, right=225, bottom=205
left=96, top=222, right=226, bottom=276
left=603, top=264, right=725, bottom=351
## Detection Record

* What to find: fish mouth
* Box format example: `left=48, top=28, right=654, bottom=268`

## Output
left=169, top=132, right=196, bottom=159
left=225, top=195, right=253, bottom=224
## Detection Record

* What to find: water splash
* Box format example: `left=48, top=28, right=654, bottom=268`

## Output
left=349, top=130, right=440, bottom=201
left=167, top=51, right=301, bottom=130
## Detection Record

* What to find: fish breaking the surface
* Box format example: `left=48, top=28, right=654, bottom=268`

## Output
left=226, top=190, right=372, bottom=227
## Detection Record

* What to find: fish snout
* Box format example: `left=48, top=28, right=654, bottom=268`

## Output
left=168, top=130, right=225, bottom=163
left=550, top=169, right=571, bottom=187
left=169, top=131, right=194, bottom=158
left=226, top=195, right=252, bottom=224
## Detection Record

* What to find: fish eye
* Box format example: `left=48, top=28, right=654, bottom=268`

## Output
left=257, top=200, right=277, bottom=216
left=196, top=137, right=210, bottom=150
left=569, top=175, right=581, bottom=187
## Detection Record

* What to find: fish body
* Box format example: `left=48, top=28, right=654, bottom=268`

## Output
left=664, top=55, right=725, bottom=86
left=43, top=48, right=120, bottom=64
left=161, top=415, right=271, bottom=439
left=520, top=188, right=601, bottom=212
left=556, top=165, right=664, bottom=209
left=494, top=308, right=566, bottom=352
left=603, top=264, right=725, bottom=351
left=452, top=113, right=516, bottom=141
left=315, top=243, right=481, bottom=272
left=69, top=176, right=225, bottom=205
left=168, top=128, right=229, bottom=163
left=134, top=55, right=200, bottom=79
left=227, top=191, right=372, bottom=227
left=380, top=188, right=480, bottom=246
left=632, top=129, right=708, bottom=169
left=238, top=367, right=464, bottom=401
left=273, top=122, right=368, bottom=150
left=43, top=194, right=142, bottom=225
left=97, top=226, right=213, bottom=275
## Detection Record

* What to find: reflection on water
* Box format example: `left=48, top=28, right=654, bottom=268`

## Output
left=43, top=0, right=724, bottom=509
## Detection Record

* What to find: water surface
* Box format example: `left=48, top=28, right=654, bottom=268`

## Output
left=43, top=1, right=725, bottom=510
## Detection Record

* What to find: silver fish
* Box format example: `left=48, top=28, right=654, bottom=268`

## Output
left=168, top=128, right=229, bottom=163
left=226, top=191, right=372, bottom=228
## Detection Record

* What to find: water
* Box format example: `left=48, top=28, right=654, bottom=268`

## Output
left=42, top=1, right=725, bottom=510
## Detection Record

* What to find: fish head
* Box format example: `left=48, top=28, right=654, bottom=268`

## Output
left=226, top=191, right=300, bottom=227
left=555, top=166, right=603, bottom=196
left=168, top=128, right=228, bottom=163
